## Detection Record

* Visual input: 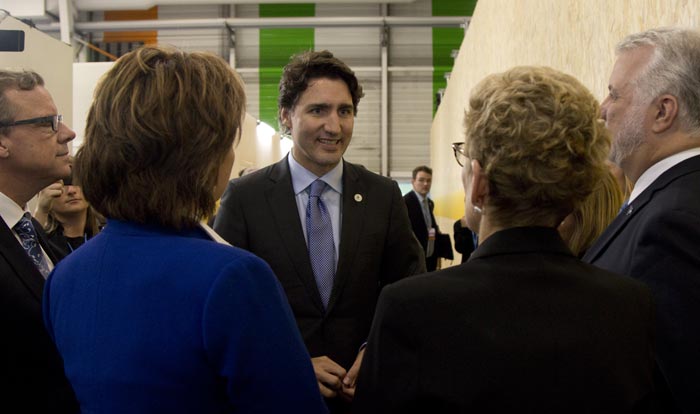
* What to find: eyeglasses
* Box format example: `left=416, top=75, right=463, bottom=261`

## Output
left=452, top=142, right=467, bottom=167
left=0, top=115, right=63, bottom=132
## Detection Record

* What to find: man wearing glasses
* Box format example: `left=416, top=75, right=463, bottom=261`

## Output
left=0, top=69, right=78, bottom=412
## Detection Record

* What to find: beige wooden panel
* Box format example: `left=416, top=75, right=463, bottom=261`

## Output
left=431, top=0, right=700, bottom=264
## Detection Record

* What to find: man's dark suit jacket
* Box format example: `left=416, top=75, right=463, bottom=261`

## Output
left=214, top=157, right=425, bottom=371
left=583, top=155, right=700, bottom=414
left=403, top=191, right=439, bottom=271
left=0, top=217, right=78, bottom=412
left=354, top=227, right=655, bottom=413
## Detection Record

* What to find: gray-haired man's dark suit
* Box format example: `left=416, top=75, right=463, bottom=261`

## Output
left=584, top=155, right=700, bottom=413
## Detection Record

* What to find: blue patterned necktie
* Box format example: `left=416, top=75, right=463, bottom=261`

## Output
left=306, top=180, right=336, bottom=309
left=14, top=213, right=51, bottom=278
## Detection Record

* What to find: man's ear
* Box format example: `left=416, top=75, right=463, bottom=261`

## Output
left=651, top=94, right=679, bottom=133
left=280, top=108, right=291, bottom=133
left=0, top=136, right=10, bottom=159
left=470, top=159, right=489, bottom=209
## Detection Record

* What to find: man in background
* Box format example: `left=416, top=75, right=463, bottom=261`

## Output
left=404, top=165, right=443, bottom=271
left=214, top=50, right=424, bottom=412
left=0, top=69, right=78, bottom=412
left=583, top=27, right=700, bottom=413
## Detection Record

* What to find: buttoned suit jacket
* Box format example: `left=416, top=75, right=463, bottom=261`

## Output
left=583, top=155, right=700, bottom=414
left=0, top=217, right=78, bottom=412
left=354, top=226, right=656, bottom=413
left=403, top=191, right=439, bottom=271
left=214, top=157, right=425, bottom=370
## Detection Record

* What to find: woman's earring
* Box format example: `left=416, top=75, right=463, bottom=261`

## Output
left=473, top=206, right=483, bottom=214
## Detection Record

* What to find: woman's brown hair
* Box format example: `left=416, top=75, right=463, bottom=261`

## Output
left=76, top=45, right=246, bottom=229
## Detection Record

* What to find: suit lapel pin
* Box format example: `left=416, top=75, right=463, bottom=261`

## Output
left=354, top=194, right=363, bottom=202
left=626, top=205, right=634, bottom=216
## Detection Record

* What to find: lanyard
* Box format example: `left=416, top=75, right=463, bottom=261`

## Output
left=66, top=233, right=88, bottom=252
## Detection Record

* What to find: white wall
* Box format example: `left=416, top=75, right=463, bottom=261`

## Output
left=1, top=15, right=73, bottom=140
left=71, top=62, right=275, bottom=180
left=72, top=62, right=113, bottom=151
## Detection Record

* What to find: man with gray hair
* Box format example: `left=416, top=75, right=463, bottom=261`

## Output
left=0, top=69, right=77, bottom=412
left=584, top=27, right=700, bottom=413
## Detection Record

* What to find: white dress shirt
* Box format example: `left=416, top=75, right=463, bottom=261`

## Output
left=629, top=147, right=700, bottom=203
left=288, top=153, right=343, bottom=268
left=0, top=190, right=55, bottom=272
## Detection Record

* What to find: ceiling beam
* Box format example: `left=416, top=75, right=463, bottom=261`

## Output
left=36, top=15, right=469, bottom=32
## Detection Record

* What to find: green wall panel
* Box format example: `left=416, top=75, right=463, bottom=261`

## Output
left=259, top=4, right=314, bottom=18
left=432, top=0, right=477, bottom=16
left=432, top=0, right=476, bottom=115
left=258, top=4, right=315, bottom=128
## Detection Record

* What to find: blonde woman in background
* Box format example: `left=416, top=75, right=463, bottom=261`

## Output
left=34, top=169, right=103, bottom=257
left=558, top=168, right=625, bottom=257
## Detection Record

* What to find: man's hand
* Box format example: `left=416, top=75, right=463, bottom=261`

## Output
left=460, top=215, right=468, bottom=228
left=36, top=181, right=63, bottom=212
left=311, top=356, right=347, bottom=398
left=34, top=180, right=64, bottom=227
left=340, top=347, right=365, bottom=401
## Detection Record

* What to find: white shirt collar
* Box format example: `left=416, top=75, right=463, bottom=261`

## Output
left=413, top=190, right=429, bottom=203
left=0, top=191, right=29, bottom=230
left=200, top=221, right=231, bottom=245
left=288, top=153, right=344, bottom=195
left=629, top=147, right=700, bottom=202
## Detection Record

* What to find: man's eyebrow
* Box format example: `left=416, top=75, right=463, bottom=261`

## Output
left=305, top=103, right=331, bottom=109
left=304, top=103, right=354, bottom=111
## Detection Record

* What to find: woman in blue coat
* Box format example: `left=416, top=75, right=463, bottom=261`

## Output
left=43, top=45, right=327, bottom=414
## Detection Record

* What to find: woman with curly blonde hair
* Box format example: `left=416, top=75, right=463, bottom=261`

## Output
left=354, top=66, right=655, bottom=412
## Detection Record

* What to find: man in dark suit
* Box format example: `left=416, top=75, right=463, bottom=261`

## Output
left=0, top=70, right=78, bottom=412
left=214, top=50, right=425, bottom=411
left=404, top=165, right=441, bottom=271
left=583, top=27, right=700, bottom=413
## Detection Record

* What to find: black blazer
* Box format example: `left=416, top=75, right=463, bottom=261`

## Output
left=354, top=227, right=655, bottom=413
left=403, top=190, right=438, bottom=251
left=583, top=155, right=700, bottom=414
left=0, top=217, right=78, bottom=412
left=214, top=157, right=425, bottom=370
left=403, top=191, right=440, bottom=270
